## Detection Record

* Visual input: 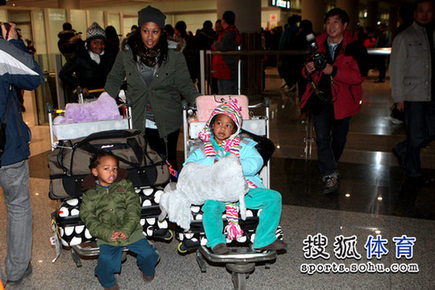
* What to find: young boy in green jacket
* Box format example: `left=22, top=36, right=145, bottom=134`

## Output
left=80, top=151, right=158, bottom=289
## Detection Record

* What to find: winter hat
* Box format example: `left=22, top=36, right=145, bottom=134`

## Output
left=138, top=6, right=166, bottom=29
left=198, top=100, right=243, bottom=157
left=86, top=22, right=105, bottom=41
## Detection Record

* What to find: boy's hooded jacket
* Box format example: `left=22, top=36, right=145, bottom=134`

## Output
left=80, top=170, right=145, bottom=247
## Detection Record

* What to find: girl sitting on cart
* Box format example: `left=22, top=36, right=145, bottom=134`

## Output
left=185, top=101, right=287, bottom=254
left=80, top=151, right=159, bottom=289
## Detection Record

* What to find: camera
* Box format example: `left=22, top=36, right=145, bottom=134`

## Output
left=0, top=22, right=11, bottom=40
left=306, top=33, right=328, bottom=71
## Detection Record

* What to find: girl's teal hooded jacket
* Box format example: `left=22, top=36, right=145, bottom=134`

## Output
left=185, top=136, right=265, bottom=188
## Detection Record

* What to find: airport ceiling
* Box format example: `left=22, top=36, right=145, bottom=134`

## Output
left=2, top=0, right=412, bottom=9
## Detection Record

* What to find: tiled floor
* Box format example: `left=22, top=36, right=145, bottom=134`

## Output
left=0, top=69, right=434, bottom=289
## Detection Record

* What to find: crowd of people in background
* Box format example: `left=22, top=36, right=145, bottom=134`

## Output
left=53, top=9, right=414, bottom=101
left=37, top=1, right=435, bottom=191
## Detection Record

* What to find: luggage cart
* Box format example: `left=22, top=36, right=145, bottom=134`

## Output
left=178, top=95, right=284, bottom=290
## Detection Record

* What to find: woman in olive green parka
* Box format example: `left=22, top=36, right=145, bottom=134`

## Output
left=105, top=6, right=199, bottom=171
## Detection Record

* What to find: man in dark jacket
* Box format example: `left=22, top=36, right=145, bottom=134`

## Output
left=212, top=10, right=241, bottom=94
left=279, top=14, right=301, bottom=91
left=0, top=23, right=43, bottom=286
left=301, top=8, right=368, bottom=194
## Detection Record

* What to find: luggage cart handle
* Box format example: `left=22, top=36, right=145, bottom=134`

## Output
left=87, top=88, right=105, bottom=94
left=47, top=104, right=64, bottom=114
left=248, top=97, right=270, bottom=109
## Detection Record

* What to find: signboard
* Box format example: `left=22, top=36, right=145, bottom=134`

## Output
left=270, top=14, right=278, bottom=27
left=271, top=0, right=291, bottom=9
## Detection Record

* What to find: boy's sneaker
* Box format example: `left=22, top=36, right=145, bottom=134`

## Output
left=104, top=282, right=119, bottom=290
left=142, top=273, right=155, bottom=282
left=212, top=243, right=229, bottom=254
left=256, top=239, right=287, bottom=251
left=322, top=176, right=338, bottom=195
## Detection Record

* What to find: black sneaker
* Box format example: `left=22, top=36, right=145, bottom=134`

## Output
left=256, top=239, right=288, bottom=251
left=322, top=176, right=338, bottom=195
left=392, top=147, right=404, bottom=167
left=212, top=243, right=229, bottom=254
left=6, top=263, right=32, bottom=286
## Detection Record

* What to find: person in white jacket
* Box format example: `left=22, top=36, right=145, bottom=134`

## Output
left=389, top=0, right=435, bottom=183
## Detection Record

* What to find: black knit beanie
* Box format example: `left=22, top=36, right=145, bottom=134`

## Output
left=138, top=6, right=166, bottom=29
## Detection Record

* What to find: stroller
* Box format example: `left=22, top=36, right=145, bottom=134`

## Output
left=174, top=95, right=284, bottom=289
left=47, top=97, right=172, bottom=267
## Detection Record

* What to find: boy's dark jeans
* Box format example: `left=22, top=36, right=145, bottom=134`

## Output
left=95, top=238, right=158, bottom=288
left=312, top=104, right=351, bottom=177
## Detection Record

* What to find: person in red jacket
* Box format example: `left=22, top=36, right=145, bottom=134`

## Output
left=211, top=10, right=241, bottom=94
left=301, top=8, right=368, bottom=194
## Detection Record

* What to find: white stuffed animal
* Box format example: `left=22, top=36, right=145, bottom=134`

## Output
left=159, top=154, right=249, bottom=231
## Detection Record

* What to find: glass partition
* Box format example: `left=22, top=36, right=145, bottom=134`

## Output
left=122, top=14, right=137, bottom=38
left=89, top=10, right=104, bottom=29
left=70, top=9, right=87, bottom=36
left=31, top=10, right=48, bottom=56
left=107, top=12, right=120, bottom=36
left=8, top=10, right=32, bottom=46
left=47, top=8, right=67, bottom=55
left=34, top=54, right=63, bottom=125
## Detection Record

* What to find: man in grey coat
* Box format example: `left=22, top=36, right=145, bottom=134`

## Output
left=389, top=0, right=435, bottom=183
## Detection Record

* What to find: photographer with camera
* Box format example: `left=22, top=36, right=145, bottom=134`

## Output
left=0, top=22, right=43, bottom=286
left=300, top=8, right=368, bottom=194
